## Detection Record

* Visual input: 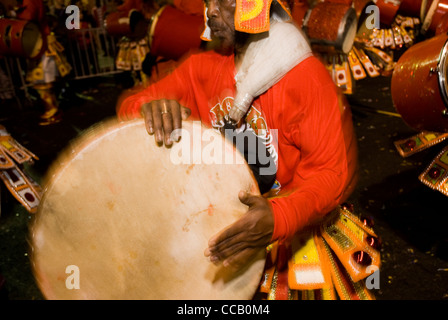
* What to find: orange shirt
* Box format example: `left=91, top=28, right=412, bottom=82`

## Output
left=118, top=50, right=358, bottom=243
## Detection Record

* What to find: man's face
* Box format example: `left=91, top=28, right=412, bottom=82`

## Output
left=204, top=0, right=237, bottom=54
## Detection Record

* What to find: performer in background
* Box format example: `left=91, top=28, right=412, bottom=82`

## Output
left=12, top=0, right=71, bottom=125
left=114, top=0, right=206, bottom=113
left=112, top=0, right=205, bottom=87
left=118, top=0, right=381, bottom=299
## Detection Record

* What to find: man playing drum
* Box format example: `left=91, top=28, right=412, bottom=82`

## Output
left=118, top=0, right=379, bottom=300
left=9, top=0, right=71, bottom=125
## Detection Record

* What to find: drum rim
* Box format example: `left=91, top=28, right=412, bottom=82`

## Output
left=437, top=37, right=448, bottom=109
left=337, top=7, right=358, bottom=54
left=148, top=5, right=167, bottom=48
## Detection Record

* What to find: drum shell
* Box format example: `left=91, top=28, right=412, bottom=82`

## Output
left=399, top=0, right=425, bottom=18
left=422, top=0, right=448, bottom=34
left=303, top=2, right=358, bottom=54
left=435, top=12, right=448, bottom=34
left=391, top=33, right=448, bottom=132
left=105, top=9, right=147, bottom=39
left=0, top=19, right=43, bottom=58
left=374, top=0, right=401, bottom=26
left=290, top=0, right=309, bottom=27
left=149, top=5, right=203, bottom=60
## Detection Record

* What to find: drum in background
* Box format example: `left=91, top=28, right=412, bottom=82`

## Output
left=289, top=0, right=309, bottom=27
left=398, top=0, right=425, bottom=18
left=303, top=1, right=358, bottom=54
left=374, top=0, right=401, bottom=26
left=435, top=12, right=448, bottom=34
left=148, top=5, right=204, bottom=61
left=323, top=0, right=353, bottom=4
left=0, top=19, right=43, bottom=58
left=30, top=119, right=265, bottom=300
left=421, top=0, right=448, bottom=34
left=105, top=9, right=148, bottom=39
left=391, top=33, right=448, bottom=133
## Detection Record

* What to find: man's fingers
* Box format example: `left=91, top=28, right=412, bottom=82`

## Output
left=238, top=190, right=259, bottom=207
left=205, top=228, right=244, bottom=255
left=181, top=106, right=191, bottom=120
left=222, top=248, right=259, bottom=269
left=162, top=103, right=174, bottom=146
left=151, top=101, right=164, bottom=144
left=142, top=100, right=185, bottom=146
left=206, top=191, right=262, bottom=251
left=142, top=103, right=154, bottom=135
left=206, top=237, right=248, bottom=264
left=207, top=215, right=249, bottom=249
left=170, top=101, right=182, bottom=142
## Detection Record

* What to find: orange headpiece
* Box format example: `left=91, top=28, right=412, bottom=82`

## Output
left=202, top=0, right=291, bottom=41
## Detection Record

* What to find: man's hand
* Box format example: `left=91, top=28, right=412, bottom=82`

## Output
left=204, top=190, right=274, bottom=271
left=141, top=99, right=191, bottom=147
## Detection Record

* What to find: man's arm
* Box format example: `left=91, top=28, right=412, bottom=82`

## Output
left=269, top=78, right=355, bottom=243
left=205, top=60, right=356, bottom=268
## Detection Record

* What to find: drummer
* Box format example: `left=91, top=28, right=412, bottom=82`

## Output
left=118, top=0, right=362, bottom=299
left=11, top=0, right=71, bottom=125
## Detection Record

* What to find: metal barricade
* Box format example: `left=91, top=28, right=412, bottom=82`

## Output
left=65, top=27, right=121, bottom=79
left=0, top=56, right=28, bottom=106
left=1, top=26, right=125, bottom=104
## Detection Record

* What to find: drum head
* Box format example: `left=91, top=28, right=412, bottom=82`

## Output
left=23, top=22, right=43, bottom=58
left=30, top=119, right=266, bottom=300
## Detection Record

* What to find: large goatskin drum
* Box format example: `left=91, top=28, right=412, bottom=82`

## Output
left=289, top=0, right=309, bottom=27
left=398, top=0, right=426, bottom=18
left=391, top=33, right=448, bottom=132
left=303, top=1, right=358, bottom=54
left=0, top=18, right=43, bottom=58
left=30, top=119, right=266, bottom=300
left=104, top=9, right=148, bottom=39
left=148, top=5, right=204, bottom=61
